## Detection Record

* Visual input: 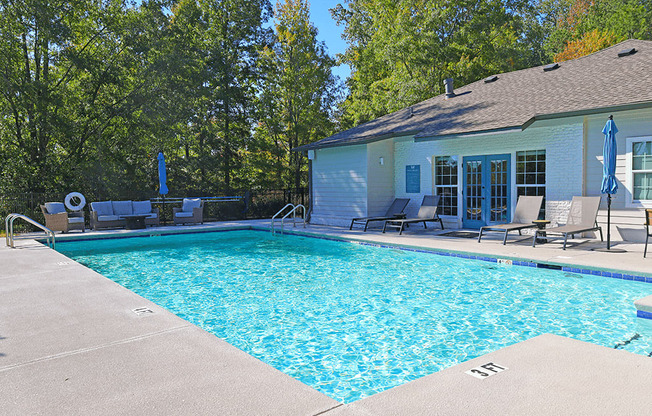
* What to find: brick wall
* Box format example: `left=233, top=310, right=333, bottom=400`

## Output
left=393, top=123, right=585, bottom=228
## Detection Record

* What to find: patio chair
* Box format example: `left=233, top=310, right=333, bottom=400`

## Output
left=532, top=196, right=603, bottom=249
left=349, top=198, right=410, bottom=231
left=478, top=195, right=543, bottom=244
left=40, top=202, right=85, bottom=233
left=644, top=209, right=652, bottom=258
left=382, top=195, right=444, bottom=235
left=173, top=198, right=204, bottom=225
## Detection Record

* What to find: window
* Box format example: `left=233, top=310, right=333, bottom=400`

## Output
left=633, top=140, right=652, bottom=201
left=435, top=156, right=458, bottom=216
left=516, top=150, right=546, bottom=219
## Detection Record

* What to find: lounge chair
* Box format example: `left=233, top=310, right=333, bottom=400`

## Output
left=478, top=195, right=543, bottom=244
left=382, top=195, right=444, bottom=235
left=349, top=198, right=410, bottom=231
left=644, top=209, right=652, bottom=258
left=40, top=202, right=85, bottom=233
left=173, top=198, right=204, bottom=225
left=532, top=196, right=603, bottom=249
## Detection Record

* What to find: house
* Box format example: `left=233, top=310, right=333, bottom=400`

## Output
left=296, top=39, right=652, bottom=242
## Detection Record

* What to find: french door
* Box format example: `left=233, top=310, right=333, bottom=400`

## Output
left=463, top=154, right=511, bottom=228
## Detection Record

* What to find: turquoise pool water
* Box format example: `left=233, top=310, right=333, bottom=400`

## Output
left=57, top=230, right=652, bottom=403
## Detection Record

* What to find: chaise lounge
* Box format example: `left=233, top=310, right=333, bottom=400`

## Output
left=532, top=196, right=603, bottom=249
left=40, top=202, right=85, bottom=233
left=382, top=195, right=444, bottom=235
left=478, top=195, right=544, bottom=244
left=349, top=198, right=410, bottom=231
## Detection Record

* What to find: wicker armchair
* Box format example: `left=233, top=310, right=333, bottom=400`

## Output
left=173, top=198, right=204, bottom=225
left=40, top=203, right=85, bottom=233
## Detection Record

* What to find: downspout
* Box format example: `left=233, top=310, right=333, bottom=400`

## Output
left=306, top=150, right=313, bottom=222
left=582, top=116, right=588, bottom=196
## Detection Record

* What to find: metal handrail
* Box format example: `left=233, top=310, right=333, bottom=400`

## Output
left=271, top=204, right=306, bottom=234
left=5, top=214, right=55, bottom=249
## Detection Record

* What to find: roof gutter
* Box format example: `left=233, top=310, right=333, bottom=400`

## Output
left=295, top=99, right=652, bottom=151
left=522, top=100, right=652, bottom=130
left=414, top=125, right=522, bottom=142
left=292, top=130, right=421, bottom=152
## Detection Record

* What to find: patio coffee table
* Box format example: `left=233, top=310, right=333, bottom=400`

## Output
left=123, top=214, right=148, bottom=230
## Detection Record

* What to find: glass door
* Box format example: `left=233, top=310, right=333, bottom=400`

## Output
left=463, top=154, right=511, bottom=228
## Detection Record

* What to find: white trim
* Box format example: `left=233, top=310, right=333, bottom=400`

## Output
left=625, top=136, right=652, bottom=208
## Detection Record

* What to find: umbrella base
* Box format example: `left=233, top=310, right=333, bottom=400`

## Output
left=592, top=247, right=627, bottom=253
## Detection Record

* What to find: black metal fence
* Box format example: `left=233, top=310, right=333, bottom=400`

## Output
left=1, top=188, right=309, bottom=232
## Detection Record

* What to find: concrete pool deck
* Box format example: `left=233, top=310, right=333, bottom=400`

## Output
left=2, top=220, right=652, bottom=414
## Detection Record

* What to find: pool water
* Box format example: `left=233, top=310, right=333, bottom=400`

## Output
left=57, top=230, right=652, bottom=403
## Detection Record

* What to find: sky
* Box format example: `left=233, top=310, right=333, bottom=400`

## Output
left=307, top=1, right=351, bottom=81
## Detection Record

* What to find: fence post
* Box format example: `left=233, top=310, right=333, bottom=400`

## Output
left=243, top=191, right=250, bottom=219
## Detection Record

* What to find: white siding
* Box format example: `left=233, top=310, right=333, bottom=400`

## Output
left=585, top=108, right=652, bottom=242
left=366, top=140, right=395, bottom=217
left=310, top=109, right=652, bottom=241
left=394, top=123, right=585, bottom=228
left=310, top=145, right=367, bottom=226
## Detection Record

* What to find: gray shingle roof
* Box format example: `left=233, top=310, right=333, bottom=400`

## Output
left=296, top=39, right=652, bottom=151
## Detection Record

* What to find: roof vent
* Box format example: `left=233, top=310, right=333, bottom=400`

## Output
left=543, top=63, right=560, bottom=72
left=618, top=47, right=637, bottom=57
left=444, top=78, right=455, bottom=99
left=484, top=75, right=498, bottom=83
left=408, top=107, right=414, bottom=118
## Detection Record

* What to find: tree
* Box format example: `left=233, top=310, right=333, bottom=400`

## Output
left=332, top=0, right=535, bottom=127
left=0, top=0, right=176, bottom=197
left=175, top=0, right=272, bottom=193
left=544, top=0, right=652, bottom=60
left=254, top=0, right=339, bottom=190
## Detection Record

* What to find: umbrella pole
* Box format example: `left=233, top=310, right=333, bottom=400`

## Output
left=607, top=194, right=611, bottom=250
left=161, top=194, right=166, bottom=225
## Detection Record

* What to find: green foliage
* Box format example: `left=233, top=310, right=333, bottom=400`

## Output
left=2, top=0, right=651, bottom=205
left=541, top=0, right=652, bottom=58
left=254, top=0, right=339, bottom=190
left=332, top=0, right=540, bottom=127
left=0, top=0, right=180, bottom=198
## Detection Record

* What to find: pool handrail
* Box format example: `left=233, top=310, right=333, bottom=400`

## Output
left=5, top=213, right=55, bottom=249
left=271, top=204, right=306, bottom=234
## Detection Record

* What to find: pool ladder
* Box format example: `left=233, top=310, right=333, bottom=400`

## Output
left=271, top=204, right=306, bottom=235
left=5, top=213, right=56, bottom=249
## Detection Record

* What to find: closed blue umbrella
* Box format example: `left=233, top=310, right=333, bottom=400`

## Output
left=158, top=152, right=169, bottom=225
left=601, top=116, right=618, bottom=249
left=158, top=152, right=169, bottom=195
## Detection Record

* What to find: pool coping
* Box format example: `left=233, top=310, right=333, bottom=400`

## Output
left=4, top=221, right=652, bottom=414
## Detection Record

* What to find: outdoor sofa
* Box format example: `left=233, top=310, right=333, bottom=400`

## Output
left=40, top=202, right=85, bottom=233
left=477, top=195, right=544, bottom=244
left=349, top=198, right=410, bottom=231
left=90, top=200, right=160, bottom=230
left=532, top=196, right=603, bottom=249
left=382, top=195, right=444, bottom=235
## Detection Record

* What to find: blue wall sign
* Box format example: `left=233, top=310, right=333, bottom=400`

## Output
left=406, top=165, right=420, bottom=193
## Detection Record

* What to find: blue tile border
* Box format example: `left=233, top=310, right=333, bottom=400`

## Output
left=41, top=225, right=652, bottom=320
left=636, top=310, right=652, bottom=320
left=270, top=229, right=652, bottom=286
left=44, top=225, right=652, bottom=286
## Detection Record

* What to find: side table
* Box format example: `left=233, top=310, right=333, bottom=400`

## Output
left=532, top=220, right=551, bottom=244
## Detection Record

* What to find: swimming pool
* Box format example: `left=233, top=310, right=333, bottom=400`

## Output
left=57, top=230, right=652, bottom=403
